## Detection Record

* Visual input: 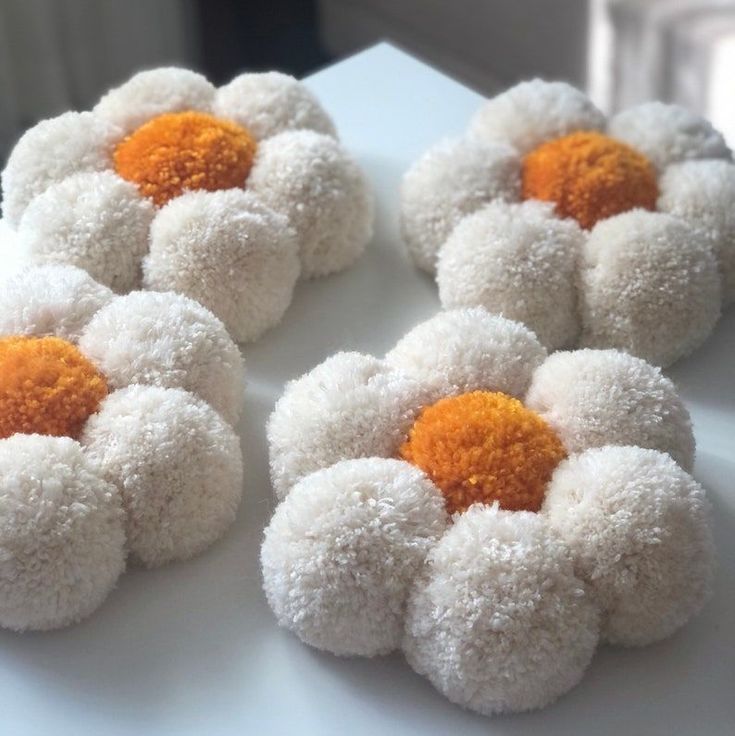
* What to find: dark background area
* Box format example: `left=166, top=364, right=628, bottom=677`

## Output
left=197, top=0, right=332, bottom=82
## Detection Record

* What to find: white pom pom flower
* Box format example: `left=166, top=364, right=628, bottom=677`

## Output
left=1, top=68, right=373, bottom=342
left=261, top=307, right=714, bottom=716
left=0, top=265, right=245, bottom=631
left=402, top=79, right=734, bottom=366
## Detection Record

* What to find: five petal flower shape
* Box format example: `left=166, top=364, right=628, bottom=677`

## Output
left=262, top=307, right=714, bottom=715
left=401, top=79, right=735, bottom=366
left=0, top=265, right=245, bottom=631
left=0, top=68, right=374, bottom=342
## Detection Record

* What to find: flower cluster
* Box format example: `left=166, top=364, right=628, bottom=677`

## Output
left=262, top=307, right=713, bottom=715
left=401, top=79, right=734, bottom=366
left=0, top=265, right=245, bottom=631
left=1, top=68, right=373, bottom=342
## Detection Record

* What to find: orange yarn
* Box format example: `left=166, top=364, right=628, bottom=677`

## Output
left=399, top=391, right=566, bottom=514
left=114, top=111, right=256, bottom=206
left=0, top=336, right=108, bottom=439
left=521, top=130, right=658, bottom=229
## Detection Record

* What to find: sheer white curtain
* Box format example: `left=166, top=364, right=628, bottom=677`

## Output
left=589, top=0, right=735, bottom=143
left=0, top=0, right=199, bottom=156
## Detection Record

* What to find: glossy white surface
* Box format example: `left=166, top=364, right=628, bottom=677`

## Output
left=0, top=43, right=733, bottom=735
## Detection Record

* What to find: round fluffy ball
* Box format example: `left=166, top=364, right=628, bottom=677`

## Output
left=82, top=385, right=243, bottom=568
left=0, top=264, right=113, bottom=341
left=468, top=79, right=606, bottom=154
left=385, top=307, right=546, bottom=397
left=213, top=71, right=337, bottom=140
left=247, top=129, right=373, bottom=278
left=608, top=102, right=731, bottom=171
left=262, top=458, right=447, bottom=656
left=400, top=137, right=520, bottom=273
left=579, top=210, right=721, bottom=366
left=526, top=349, right=695, bottom=470
left=144, top=188, right=300, bottom=343
left=79, top=290, right=245, bottom=425
left=0, top=434, right=125, bottom=631
left=544, top=446, right=714, bottom=646
left=94, top=67, right=215, bottom=134
left=1, top=111, right=121, bottom=227
left=17, top=171, right=154, bottom=293
left=437, top=200, right=583, bottom=350
left=658, top=159, right=735, bottom=304
left=268, top=352, right=433, bottom=499
left=403, top=504, right=599, bottom=715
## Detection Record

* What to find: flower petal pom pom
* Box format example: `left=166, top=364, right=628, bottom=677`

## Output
left=0, top=435, right=125, bottom=631
left=261, top=307, right=714, bottom=716
left=1, top=67, right=373, bottom=343
left=403, top=505, right=599, bottom=715
left=0, top=265, right=245, bottom=631
left=401, top=79, right=734, bottom=366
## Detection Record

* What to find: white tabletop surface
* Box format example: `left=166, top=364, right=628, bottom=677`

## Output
left=0, top=43, right=733, bottom=735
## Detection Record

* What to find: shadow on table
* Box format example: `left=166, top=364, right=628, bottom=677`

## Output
left=669, top=307, right=735, bottom=411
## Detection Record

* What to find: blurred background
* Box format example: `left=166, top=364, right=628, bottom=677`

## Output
left=1, top=0, right=733, bottom=159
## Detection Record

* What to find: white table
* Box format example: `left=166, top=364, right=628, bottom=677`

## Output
left=0, top=43, right=733, bottom=736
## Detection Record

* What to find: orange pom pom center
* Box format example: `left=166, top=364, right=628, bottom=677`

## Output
left=113, top=110, right=257, bottom=207
left=399, top=391, right=566, bottom=514
left=521, top=130, right=658, bottom=229
left=0, top=336, right=108, bottom=440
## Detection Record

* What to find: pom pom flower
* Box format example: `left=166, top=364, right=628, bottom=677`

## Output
left=401, top=79, right=735, bottom=366
left=0, top=265, right=245, bottom=631
left=261, top=307, right=714, bottom=715
left=1, top=68, right=373, bottom=342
